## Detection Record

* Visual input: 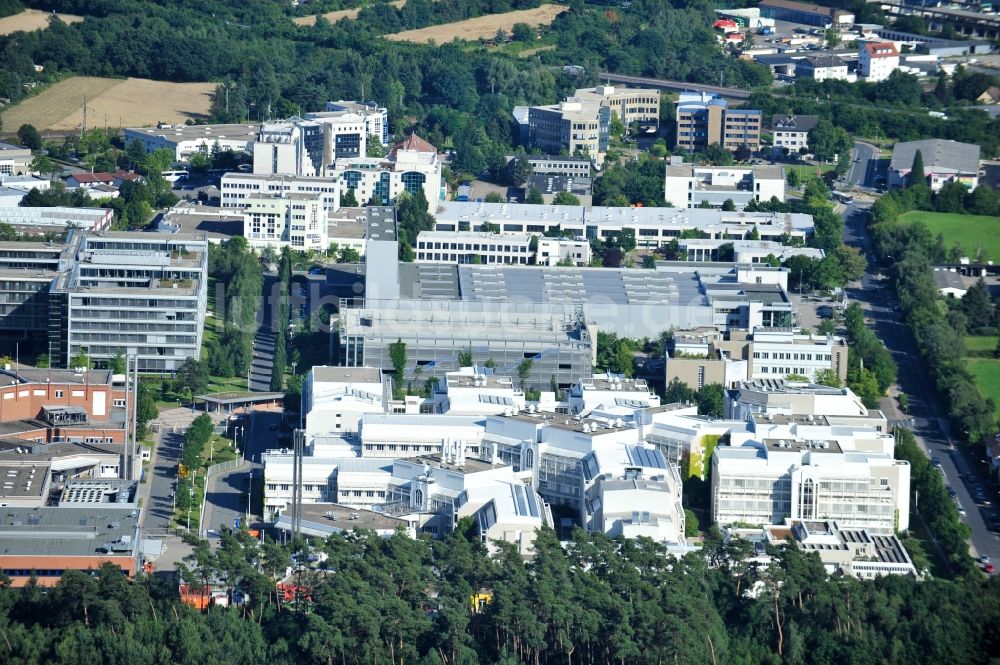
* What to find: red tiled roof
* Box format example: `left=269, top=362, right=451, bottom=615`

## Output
left=113, top=170, right=142, bottom=181
left=70, top=172, right=115, bottom=183
left=391, top=134, right=437, bottom=155
left=864, top=42, right=899, bottom=58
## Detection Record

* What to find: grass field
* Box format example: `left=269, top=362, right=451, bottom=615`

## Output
left=965, top=335, right=998, bottom=357
left=0, top=8, right=82, bottom=35
left=897, top=210, right=1000, bottom=262
left=785, top=163, right=835, bottom=183
left=292, top=0, right=405, bottom=26
left=966, top=358, right=1000, bottom=419
left=385, top=4, right=565, bottom=43
left=2, top=76, right=215, bottom=132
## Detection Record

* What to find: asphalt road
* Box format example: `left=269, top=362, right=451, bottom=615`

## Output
left=841, top=198, right=998, bottom=566
left=202, top=461, right=250, bottom=536
left=202, top=408, right=286, bottom=536
left=145, top=430, right=184, bottom=534
left=249, top=273, right=279, bottom=392
left=846, top=141, right=879, bottom=188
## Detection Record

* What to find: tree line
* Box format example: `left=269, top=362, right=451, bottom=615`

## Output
left=868, top=170, right=998, bottom=444
left=0, top=523, right=997, bottom=665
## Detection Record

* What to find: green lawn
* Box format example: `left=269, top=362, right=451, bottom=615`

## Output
left=897, top=211, right=1000, bottom=262
left=965, top=358, right=1000, bottom=419
left=785, top=163, right=835, bottom=183
left=965, top=335, right=998, bottom=358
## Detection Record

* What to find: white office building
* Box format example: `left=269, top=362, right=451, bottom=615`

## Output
left=49, top=231, right=209, bottom=372
left=414, top=231, right=533, bottom=265
left=220, top=172, right=341, bottom=212
left=253, top=118, right=325, bottom=178
left=242, top=192, right=328, bottom=251
left=536, top=237, right=592, bottom=266
left=303, top=366, right=387, bottom=436
left=432, top=201, right=813, bottom=249
left=712, top=435, right=910, bottom=534
left=322, top=100, right=390, bottom=145
left=665, top=163, right=786, bottom=209
left=123, top=124, right=258, bottom=162
left=430, top=367, right=525, bottom=416
left=330, top=134, right=442, bottom=212
left=582, top=444, right=685, bottom=544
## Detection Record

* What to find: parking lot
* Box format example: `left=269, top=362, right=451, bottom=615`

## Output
left=791, top=292, right=844, bottom=332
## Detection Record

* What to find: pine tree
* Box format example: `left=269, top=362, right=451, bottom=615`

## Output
left=908, top=149, right=926, bottom=188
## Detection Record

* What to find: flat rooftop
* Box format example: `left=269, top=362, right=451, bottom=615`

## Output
left=0, top=463, right=49, bottom=498
left=763, top=438, right=843, bottom=454
left=366, top=207, right=396, bottom=240
left=126, top=123, right=258, bottom=142
left=59, top=478, right=136, bottom=505
left=3, top=368, right=113, bottom=386
left=280, top=502, right=408, bottom=533
left=415, top=454, right=505, bottom=475
left=434, top=201, right=814, bottom=233
left=0, top=505, right=140, bottom=558
left=446, top=373, right=515, bottom=389
left=313, top=366, right=382, bottom=384
left=666, top=164, right=785, bottom=180
left=578, top=376, right=651, bottom=392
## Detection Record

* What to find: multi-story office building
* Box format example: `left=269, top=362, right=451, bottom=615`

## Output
left=242, top=192, right=328, bottom=251
left=512, top=155, right=592, bottom=178
left=574, top=85, right=660, bottom=126
left=724, top=378, right=879, bottom=422
left=304, top=110, right=370, bottom=163
left=665, top=163, right=785, bottom=209
left=415, top=231, right=534, bottom=265
left=665, top=328, right=848, bottom=388
left=253, top=118, right=325, bottom=177
left=676, top=92, right=762, bottom=152
left=859, top=41, right=900, bottom=82
left=771, top=115, right=819, bottom=156
left=329, top=134, right=441, bottom=212
left=123, top=123, right=259, bottom=162
left=432, top=201, right=814, bottom=248
left=220, top=172, right=341, bottom=211
left=518, top=86, right=659, bottom=164
left=323, top=100, right=390, bottom=145
left=712, top=432, right=909, bottom=534
left=722, top=108, right=764, bottom=152
left=48, top=231, right=208, bottom=372
left=527, top=99, right=608, bottom=161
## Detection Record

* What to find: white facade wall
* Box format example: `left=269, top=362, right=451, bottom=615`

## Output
left=751, top=335, right=841, bottom=381
left=536, top=237, right=592, bottom=266
left=415, top=231, right=533, bottom=265
left=773, top=129, right=809, bottom=153
left=220, top=173, right=341, bottom=212
left=712, top=442, right=909, bottom=534
left=242, top=194, right=328, bottom=251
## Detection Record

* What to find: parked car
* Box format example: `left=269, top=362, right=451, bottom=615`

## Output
left=817, top=306, right=834, bottom=318
left=931, top=456, right=941, bottom=468
left=985, top=562, right=996, bottom=574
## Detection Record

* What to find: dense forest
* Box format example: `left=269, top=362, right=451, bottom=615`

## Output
left=1, top=526, right=998, bottom=665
